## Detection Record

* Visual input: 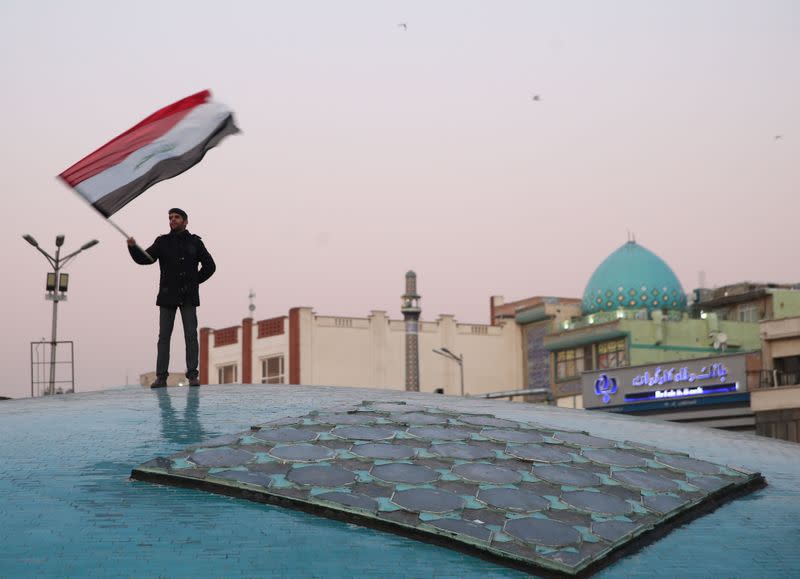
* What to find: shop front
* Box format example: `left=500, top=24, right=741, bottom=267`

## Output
left=581, top=352, right=761, bottom=431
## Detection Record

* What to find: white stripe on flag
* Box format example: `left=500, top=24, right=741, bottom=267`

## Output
left=75, top=102, right=232, bottom=204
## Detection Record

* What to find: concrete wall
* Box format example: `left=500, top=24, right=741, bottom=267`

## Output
left=624, top=317, right=760, bottom=366
left=250, top=319, right=289, bottom=383
left=310, top=315, right=375, bottom=388
left=754, top=316, right=800, bottom=442
left=760, top=317, right=800, bottom=370
left=556, top=394, right=583, bottom=409
left=759, top=316, right=800, bottom=373
left=770, top=290, right=800, bottom=320
left=209, top=340, right=241, bottom=384
left=304, top=313, right=521, bottom=395
left=752, top=387, right=800, bottom=412
left=205, top=308, right=523, bottom=395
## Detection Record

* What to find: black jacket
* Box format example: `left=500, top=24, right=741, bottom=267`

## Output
left=129, top=229, right=216, bottom=307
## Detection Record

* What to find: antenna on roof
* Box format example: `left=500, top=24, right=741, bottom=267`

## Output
left=248, top=289, right=256, bottom=317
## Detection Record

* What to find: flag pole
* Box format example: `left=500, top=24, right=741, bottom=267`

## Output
left=56, top=178, right=155, bottom=263
left=107, top=217, right=155, bottom=263
left=106, top=216, right=131, bottom=238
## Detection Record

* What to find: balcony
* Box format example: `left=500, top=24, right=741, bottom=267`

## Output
left=759, top=369, right=800, bottom=389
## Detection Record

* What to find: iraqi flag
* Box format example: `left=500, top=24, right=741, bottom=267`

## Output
left=59, top=90, right=239, bottom=217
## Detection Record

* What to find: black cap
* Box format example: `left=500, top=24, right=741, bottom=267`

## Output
left=168, top=208, right=187, bottom=220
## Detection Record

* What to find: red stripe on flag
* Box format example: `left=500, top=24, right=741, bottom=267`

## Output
left=59, top=90, right=211, bottom=186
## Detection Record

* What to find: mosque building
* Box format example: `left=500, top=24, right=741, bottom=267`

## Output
left=490, top=239, right=800, bottom=437
left=524, top=239, right=762, bottom=428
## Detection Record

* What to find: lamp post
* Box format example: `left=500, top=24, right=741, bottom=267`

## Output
left=23, top=234, right=99, bottom=396
left=433, top=347, right=464, bottom=396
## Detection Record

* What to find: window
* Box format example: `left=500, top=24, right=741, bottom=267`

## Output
left=597, top=338, right=627, bottom=369
left=774, top=356, right=800, bottom=386
left=555, top=345, right=593, bottom=381
left=261, top=355, right=285, bottom=384
left=737, top=304, right=759, bottom=323
left=218, top=364, right=237, bottom=384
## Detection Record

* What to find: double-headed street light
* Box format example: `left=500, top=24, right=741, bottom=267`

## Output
left=23, top=234, right=99, bottom=396
left=433, top=347, right=464, bottom=396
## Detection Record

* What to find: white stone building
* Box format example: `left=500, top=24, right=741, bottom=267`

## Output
left=199, top=306, right=522, bottom=396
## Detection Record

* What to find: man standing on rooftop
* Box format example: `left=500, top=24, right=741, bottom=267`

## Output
left=127, top=208, right=216, bottom=388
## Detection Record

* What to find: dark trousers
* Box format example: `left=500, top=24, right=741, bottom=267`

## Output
left=156, top=304, right=198, bottom=379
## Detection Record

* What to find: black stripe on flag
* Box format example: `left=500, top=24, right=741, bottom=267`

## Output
left=93, top=114, right=240, bottom=218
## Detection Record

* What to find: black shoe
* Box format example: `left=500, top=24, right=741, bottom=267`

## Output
left=150, top=376, right=168, bottom=389
left=188, top=377, right=201, bottom=387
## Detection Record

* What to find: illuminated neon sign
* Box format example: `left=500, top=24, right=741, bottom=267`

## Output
left=593, top=374, right=618, bottom=404
left=624, top=383, right=738, bottom=402
left=631, top=363, right=728, bottom=388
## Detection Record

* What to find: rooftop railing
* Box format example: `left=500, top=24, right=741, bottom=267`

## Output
left=759, top=369, right=800, bottom=389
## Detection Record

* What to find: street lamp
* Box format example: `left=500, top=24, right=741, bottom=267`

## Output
left=23, top=234, right=99, bottom=396
left=433, top=347, right=464, bottom=396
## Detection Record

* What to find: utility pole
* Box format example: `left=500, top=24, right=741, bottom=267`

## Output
left=23, top=234, right=98, bottom=395
left=433, top=347, right=464, bottom=396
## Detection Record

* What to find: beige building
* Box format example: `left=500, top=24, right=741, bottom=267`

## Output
left=753, top=315, right=800, bottom=441
left=491, top=295, right=582, bottom=400
left=692, top=282, right=800, bottom=323
left=200, top=307, right=523, bottom=397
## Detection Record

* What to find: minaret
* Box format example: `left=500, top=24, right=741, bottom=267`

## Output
left=401, top=270, right=421, bottom=392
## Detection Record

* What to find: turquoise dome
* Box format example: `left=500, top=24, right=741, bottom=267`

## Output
left=582, top=241, right=687, bottom=314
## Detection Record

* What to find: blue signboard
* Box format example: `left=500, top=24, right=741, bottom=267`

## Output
left=581, top=354, right=749, bottom=410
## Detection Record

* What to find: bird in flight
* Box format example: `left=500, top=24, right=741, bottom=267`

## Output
left=775, top=135, right=783, bottom=140
left=531, top=94, right=541, bottom=102
left=398, top=22, right=408, bottom=31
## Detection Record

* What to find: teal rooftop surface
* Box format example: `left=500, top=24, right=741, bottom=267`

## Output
left=2, top=384, right=799, bottom=577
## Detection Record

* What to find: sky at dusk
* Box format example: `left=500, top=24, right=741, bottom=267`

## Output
left=1, top=1, right=797, bottom=398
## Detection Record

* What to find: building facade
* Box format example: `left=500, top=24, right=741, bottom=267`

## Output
left=691, top=282, right=800, bottom=323
left=581, top=352, right=762, bottom=430
left=199, top=271, right=525, bottom=398
left=491, top=295, right=582, bottom=399
left=145, top=242, right=800, bottom=443
left=752, top=315, right=800, bottom=441
left=536, top=241, right=762, bottom=410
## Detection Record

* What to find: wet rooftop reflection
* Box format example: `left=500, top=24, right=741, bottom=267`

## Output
left=4, top=384, right=796, bottom=578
